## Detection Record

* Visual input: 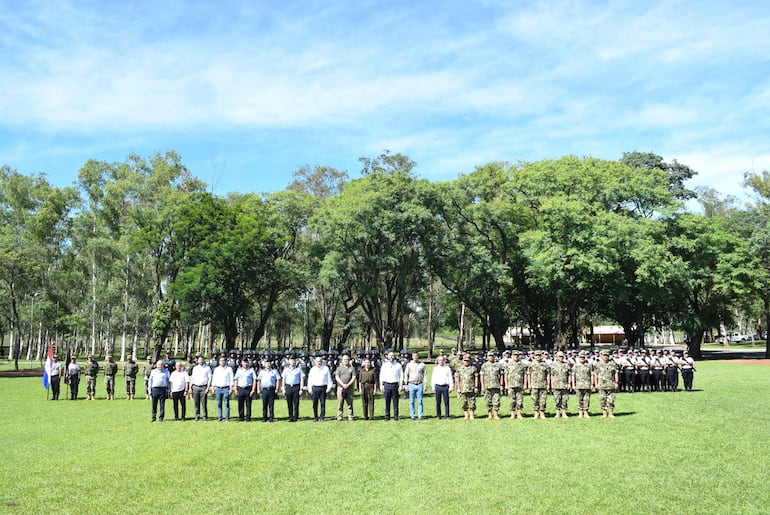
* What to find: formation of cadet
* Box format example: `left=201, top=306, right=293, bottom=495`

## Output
left=47, top=346, right=696, bottom=423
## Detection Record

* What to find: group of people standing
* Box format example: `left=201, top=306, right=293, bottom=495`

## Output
left=44, top=345, right=697, bottom=423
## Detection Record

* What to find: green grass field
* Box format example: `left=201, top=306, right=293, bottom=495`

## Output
left=1, top=361, right=768, bottom=514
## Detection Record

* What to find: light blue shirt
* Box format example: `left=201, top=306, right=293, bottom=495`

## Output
left=235, top=367, right=256, bottom=388
left=281, top=365, right=305, bottom=386
left=257, top=368, right=280, bottom=388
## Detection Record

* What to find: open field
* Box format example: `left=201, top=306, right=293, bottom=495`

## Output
left=1, top=361, right=768, bottom=514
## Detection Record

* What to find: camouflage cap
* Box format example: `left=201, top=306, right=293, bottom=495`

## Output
left=600, top=350, right=610, bottom=356
left=533, top=349, right=542, bottom=355
left=513, top=350, right=522, bottom=355
left=556, top=351, right=565, bottom=357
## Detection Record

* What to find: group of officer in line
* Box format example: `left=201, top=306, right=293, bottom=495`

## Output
left=44, top=345, right=696, bottom=422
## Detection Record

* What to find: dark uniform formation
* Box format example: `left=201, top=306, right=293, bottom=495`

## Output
left=48, top=346, right=697, bottom=422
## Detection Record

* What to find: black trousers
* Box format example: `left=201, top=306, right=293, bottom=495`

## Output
left=285, top=384, right=300, bottom=421
left=435, top=384, right=450, bottom=419
left=151, top=387, right=167, bottom=421
left=261, top=387, right=276, bottom=421
left=638, top=370, right=650, bottom=391
left=667, top=368, right=679, bottom=391
left=51, top=376, right=61, bottom=400
left=682, top=370, right=694, bottom=391
left=172, top=391, right=186, bottom=419
left=311, top=385, right=327, bottom=420
left=624, top=369, right=636, bottom=392
left=652, top=370, right=664, bottom=391
left=69, top=377, right=79, bottom=399
left=383, top=382, right=400, bottom=420
left=237, top=387, right=252, bottom=420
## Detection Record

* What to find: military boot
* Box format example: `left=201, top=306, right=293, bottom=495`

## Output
left=510, top=411, right=516, bottom=419
left=463, top=411, right=469, bottom=420
left=493, top=410, right=500, bottom=420
left=601, top=409, right=608, bottom=418
left=584, top=410, right=590, bottom=418
left=469, top=411, right=475, bottom=420
left=487, top=411, right=493, bottom=419
left=539, top=411, right=546, bottom=419
left=608, top=409, right=615, bottom=418
left=562, top=410, right=569, bottom=418
left=517, top=410, right=524, bottom=419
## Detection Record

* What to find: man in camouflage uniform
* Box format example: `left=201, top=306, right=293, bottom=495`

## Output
left=572, top=351, right=593, bottom=418
left=103, top=355, right=118, bottom=400
left=550, top=351, right=571, bottom=418
left=593, top=350, right=619, bottom=418
left=455, top=355, right=478, bottom=420
left=84, top=354, right=100, bottom=400
left=124, top=356, right=139, bottom=400
left=505, top=350, right=527, bottom=419
left=480, top=351, right=502, bottom=419
left=528, top=350, right=550, bottom=419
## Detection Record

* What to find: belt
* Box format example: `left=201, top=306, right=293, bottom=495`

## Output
left=384, top=382, right=399, bottom=385
left=262, top=386, right=275, bottom=390
left=435, top=384, right=449, bottom=387
left=286, top=383, right=300, bottom=387
left=193, top=384, right=208, bottom=387
left=312, top=385, right=326, bottom=388
left=408, top=382, right=423, bottom=385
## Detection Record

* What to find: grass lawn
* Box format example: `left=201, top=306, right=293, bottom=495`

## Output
left=1, top=361, right=768, bottom=514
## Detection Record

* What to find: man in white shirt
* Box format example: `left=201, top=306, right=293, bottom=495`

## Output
left=379, top=350, right=403, bottom=421
left=148, top=360, right=170, bottom=422
left=306, top=356, right=332, bottom=421
left=169, top=362, right=190, bottom=421
left=431, top=355, right=454, bottom=419
left=210, top=357, right=234, bottom=421
left=681, top=350, right=696, bottom=391
left=190, top=356, right=212, bottom=421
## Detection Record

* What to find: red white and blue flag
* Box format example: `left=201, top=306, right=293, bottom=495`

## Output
left=43, top=343, right=54, bottom=389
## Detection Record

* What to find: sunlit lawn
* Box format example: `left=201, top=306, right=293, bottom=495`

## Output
left=1, top=360, right=768, bottom=513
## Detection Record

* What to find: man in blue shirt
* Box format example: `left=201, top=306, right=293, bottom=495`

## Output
left=234, top=359, right=257, bottom=421
left=281, top=355, right=305, bottom=422
left=257, top=361, right=281, bottom=422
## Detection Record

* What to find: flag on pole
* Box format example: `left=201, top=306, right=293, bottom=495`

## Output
left=43, top=343, right=54, bottom=389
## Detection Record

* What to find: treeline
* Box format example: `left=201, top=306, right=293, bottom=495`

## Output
left=2, top=150, right=770, bottom=368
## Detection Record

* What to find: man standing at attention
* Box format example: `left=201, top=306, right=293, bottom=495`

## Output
left=358, top=358, right=377, bottom=420
left=480, top=351, right=502, bottom=420
left=104, top=355, right=118, bottom=400
left=234, top=358, right=257, bottom=422
left=379, top=350, right=403, bottom=421
left=124, top=356, right=139, bottom=400
left=148, top=359, right=170, bottom=422
left=456, top=354, right=478, bottom=420
left=335, top=354, right=356, bottom=421
left=403, top=351, right=426, bottom=420
left=550, top=351, right=571, bottom=418
left=430, top=355, right=453, bottom=419
left=49, top=354, right=62, bottom=400
left=680, top=350, right=696, bottom=391
left=307, top=356, right=333, bottom=421
left=593, top=350, right=619, bottom=418
left=505, top=350, right=527, bottom=419
left=169, top=361, right=190, bottom=421
left=190, top=355, right=212, bottom=421
left=528, top=350, right=550, bottom=419
left=210, top=356, right=234, bottom=422
left=84, top=354, right=99, bottom=401
left=572, top=351, right=594, bottom=418
left=281, top=354, right=305, bottom=422
left=66, top=357, right=80, bottom=400
left=256, top=359, right=281, bottom=422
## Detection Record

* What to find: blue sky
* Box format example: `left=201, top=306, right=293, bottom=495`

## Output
left=2, top=0, right=769, bottom=200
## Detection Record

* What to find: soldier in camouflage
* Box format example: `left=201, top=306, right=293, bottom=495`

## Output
left=572, top=351, right=593, bottom=418
left=528, top=350, right=550, bottom=419
left=84, top=354, right=100, bottom=401
left=103, top=355, right=118, bottom=400
left=480, top=351, right=502, bottom=419
left=505, top=350, right=527, bottom=419
left=593, top=350, right=619, bottom=418
left=124, top=356, right=139, bottom=400
left=455, top=355, right=478, bottom=420
left=550, top=351, right=571, bottom=418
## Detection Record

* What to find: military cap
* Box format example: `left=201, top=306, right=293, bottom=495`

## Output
left=462, top=355, right=471, bottom=361
left=487, top=351, right=495, bottom=356
left=87, top=354, right=94, bottom=358
left=503, top=349, right=511, bottom=355
left=513, top=350, right=522, bottom=355
left=556, top=351, right=565, bottom=357
left=600, top=350, right=610, bottom=356
left=533, top=349, right=542, bottom=355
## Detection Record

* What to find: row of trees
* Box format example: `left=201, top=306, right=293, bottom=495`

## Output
left=2, top=150, right=770, bottom=368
